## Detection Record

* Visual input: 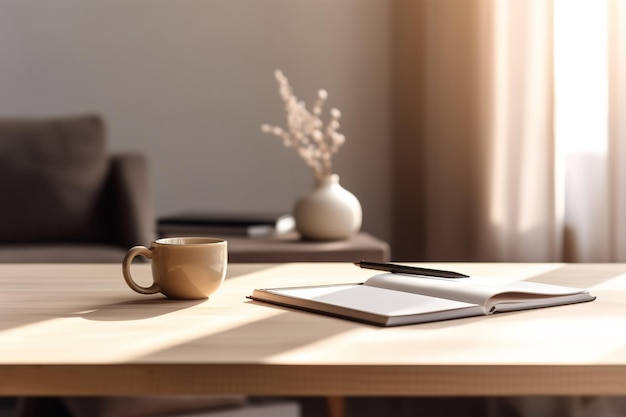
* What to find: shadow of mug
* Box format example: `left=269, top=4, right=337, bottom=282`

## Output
left=70, top=298, right=206, bottom=321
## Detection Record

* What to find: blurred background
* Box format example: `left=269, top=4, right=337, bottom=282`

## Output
left=0, top=0, right=393, bottom=249
left=1, top=0, right=625, bottom=262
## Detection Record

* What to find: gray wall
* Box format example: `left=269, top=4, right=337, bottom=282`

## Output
left=0, top=0, right=393, bottom=244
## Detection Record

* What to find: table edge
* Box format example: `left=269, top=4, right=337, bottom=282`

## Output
left=3, top=364, right=626, bottom=396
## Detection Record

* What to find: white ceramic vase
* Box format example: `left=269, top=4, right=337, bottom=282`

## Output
left=293, top=174, right=362, bottom=241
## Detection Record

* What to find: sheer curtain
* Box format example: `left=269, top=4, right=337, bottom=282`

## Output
left=392, top=0, right=626, bottom=263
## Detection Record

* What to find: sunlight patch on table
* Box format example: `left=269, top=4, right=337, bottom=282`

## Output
left=265, top=315, right=626, bottom=365
left=0, top=306, right=283, bottom=363
left=589, top=274, right=626, bottom=290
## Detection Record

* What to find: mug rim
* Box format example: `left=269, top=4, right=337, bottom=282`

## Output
left=154, top=237, right=226, bottom=246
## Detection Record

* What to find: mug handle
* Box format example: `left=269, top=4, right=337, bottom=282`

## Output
left=122, top=246, right=160, bottom=295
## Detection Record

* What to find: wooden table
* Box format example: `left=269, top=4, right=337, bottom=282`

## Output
left=159, top=231, right=392, bottom=263
left=1, top=262, right=626, bottom=397
left=223, top=232, right=391, bottom=263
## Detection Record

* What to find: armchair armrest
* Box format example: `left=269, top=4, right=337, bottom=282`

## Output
left=108, top=153, right=156, bottom=249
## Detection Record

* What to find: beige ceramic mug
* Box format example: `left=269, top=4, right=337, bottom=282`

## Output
left=122, top=237, right=227, bottom=300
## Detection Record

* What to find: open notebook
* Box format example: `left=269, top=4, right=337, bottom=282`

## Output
left=249, top=273, right=596, bottom=326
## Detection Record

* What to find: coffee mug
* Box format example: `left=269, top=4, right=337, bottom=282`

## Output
left=122, top=237, right=227, bottom=300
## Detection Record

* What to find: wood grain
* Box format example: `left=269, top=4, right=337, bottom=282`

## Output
left=1, top=262, right=625, bottom=396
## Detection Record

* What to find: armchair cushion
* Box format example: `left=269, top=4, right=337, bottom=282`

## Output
left=108, top=153, right=155, bottom=249
left=0, top=115, right=109, bottom=244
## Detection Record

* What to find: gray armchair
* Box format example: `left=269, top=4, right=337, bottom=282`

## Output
left=0, top=115, right=154, bottom=263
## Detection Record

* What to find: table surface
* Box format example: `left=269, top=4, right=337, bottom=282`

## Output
left=1, top=262, right=625, bottom=397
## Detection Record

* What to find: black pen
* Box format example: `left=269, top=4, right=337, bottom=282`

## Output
left=354, top=261, right=469, bottom=279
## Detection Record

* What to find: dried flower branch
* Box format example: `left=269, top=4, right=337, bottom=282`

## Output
left=261, top=70, right=346, bottom=181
